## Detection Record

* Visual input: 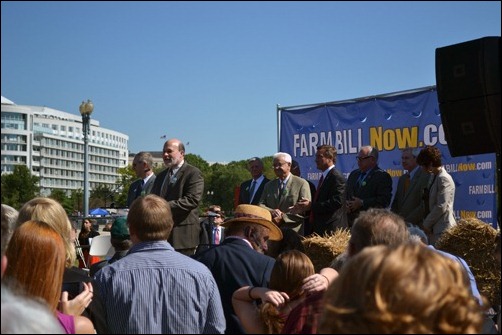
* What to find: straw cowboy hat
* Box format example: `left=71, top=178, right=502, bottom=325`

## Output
left=222, top=204, right=283, bottom=241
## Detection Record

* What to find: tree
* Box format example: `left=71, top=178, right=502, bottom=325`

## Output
left=1, top=165, right=40, bottom=209
left=49, top=189, right=72, bottom=213
left=90, top=184, right=113, bottom=209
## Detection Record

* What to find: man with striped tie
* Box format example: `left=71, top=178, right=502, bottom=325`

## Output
left=391, top=147, right=430, bottom=227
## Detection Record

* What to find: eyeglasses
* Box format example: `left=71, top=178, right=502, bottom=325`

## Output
left=273, top=162, right=289, bottom=168
left=356, top=156, right=372, bottom=161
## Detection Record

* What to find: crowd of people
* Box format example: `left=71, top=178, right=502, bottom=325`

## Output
left=1, top=139, right=500, bottom=334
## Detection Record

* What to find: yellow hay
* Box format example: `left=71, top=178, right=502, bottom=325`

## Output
left=436, top=218, right=500, bottom=306
left=302, top=229, right=351, bottom=272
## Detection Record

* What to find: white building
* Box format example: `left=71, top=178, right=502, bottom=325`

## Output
left=1, top=96, right=129, bottom=196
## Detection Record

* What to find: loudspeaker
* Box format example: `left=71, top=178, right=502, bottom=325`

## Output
left=435, top=36, right=500, bottom=156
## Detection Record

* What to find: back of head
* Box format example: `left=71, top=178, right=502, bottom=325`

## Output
left=110, top=216, right=132, bottom=250
left=4, top=220, right=66, bottom=311
left=16, top=197, right=76, bottom=267
left=1, top=204, right=18, bottom=256
left=349, top=208, right=409, bottom=256
left=416, top=145, right=442, bottom=167
left=261, top=250, right=315, bottom=333
left=128, top=194, right=173, bottom=241
left=291, top=160, right=301, bottom=177
left=320, top=243, right=484, bottom=334
left=267, top=227, right=305, bottom=259
left=1, top=284, right=64, bottom=334
left=269, top=249, right=314, bottom=297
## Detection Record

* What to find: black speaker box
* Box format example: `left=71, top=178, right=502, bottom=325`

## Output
left=435, top=36, right=500, bottom=156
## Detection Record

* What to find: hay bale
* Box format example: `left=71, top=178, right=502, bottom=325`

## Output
left=303, top=229, right=351, bottom=272
left=436, top=218, right=500, bottom=306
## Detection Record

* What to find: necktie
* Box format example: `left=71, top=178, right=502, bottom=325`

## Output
left=214, top=227, right=220, bottom=244
left=313, top=175, right=324, bottom=202
left=160, top=171, right=170, bottom=198
left=309, top=175, right=324, bottom=224
left=136, top=180, right=144, bottom=197
left=403, top=173, right=411, bottom=194
left=249, top=180, right=256, bottom=203
left=357, top=172, right=366, bottom=187
left=279, top=180, right=285, bottom=198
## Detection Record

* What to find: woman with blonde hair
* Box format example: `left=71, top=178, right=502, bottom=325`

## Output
left=16, top=197, right=76, bottom=267
left=16, top=197, right=106, bottom=333
left=319, top=243, right=484, bottom=334
left=4, top=220, right=94, bottom=333
left=232, top=250, right=316, bottom=333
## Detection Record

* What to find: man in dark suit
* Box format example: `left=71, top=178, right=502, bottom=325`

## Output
left=290, top=145, right=346, bottom=235
left=193, top=204, right=282, bottom=334
left=126, top=151, right=156, bottom=207
left=238, top=157, right=270, bottom=205
left=391, top=147, right=430, bottom=226
left=345, top=145, right=393, bottom=227
left=151, top=138, right=204, bottom=255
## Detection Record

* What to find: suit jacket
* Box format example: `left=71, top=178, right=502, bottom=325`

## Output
left=423, top=168, right=456, bottom=245
left=151, top=163, right=204, bottom=250
left=345, top=166, right=393, bottom=227
left=238, top=176, right=270, bottom=205
left=311, top=168, right=347, bottom=235
left=193, top=238, right=275, bottom=334
left=126, top=174, right=156, bottom=207
left=199, top=218, right=225, bottom=245
left=391, top=168, right=430, bottom=225
left=259, top=175, right=311, bottom=233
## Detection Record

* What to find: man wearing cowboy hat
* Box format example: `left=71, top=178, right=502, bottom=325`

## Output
left=194, top=204, right=283, bottom=334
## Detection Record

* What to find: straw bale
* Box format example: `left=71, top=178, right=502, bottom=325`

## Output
left=302, top=229, right=351, bottom=272
left=436, top=218, right=500, bottom=306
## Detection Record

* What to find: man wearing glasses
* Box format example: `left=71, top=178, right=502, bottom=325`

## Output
left=258, top=152, right=311, bottom=235
left=345, top=145, right=392, bottom=227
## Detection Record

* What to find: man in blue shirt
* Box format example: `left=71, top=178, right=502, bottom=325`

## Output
left=94, top=194, right=225, bottom=334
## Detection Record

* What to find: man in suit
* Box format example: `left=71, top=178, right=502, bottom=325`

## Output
left=238, top=157, right=269, bottom=205
left=345, top=145, right=393, bottom=228
left=198, top=205, right=225, bottom=251
left=126, top=151, right=156, bottom=207
left=193, top=204, right=282, bottom=334
left=151, top=138, right=204, bottom=256
left=391, top=147, right=430, bottom=226
left=258, top=152, right=311, bottom=235
left=291, top=160, right=316, bottom=235
left=290, top=145, right=346, bottom=235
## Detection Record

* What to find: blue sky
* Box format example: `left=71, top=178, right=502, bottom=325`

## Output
left=2, top=1, right=500, bottom=163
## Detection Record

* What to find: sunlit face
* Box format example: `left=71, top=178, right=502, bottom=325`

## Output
left=249, top=226, right=270, bottom=254
left=163, top=140, right=184, bottom=168
left=248, top=161, right=264, bottom=179
left=272, top=157, right=291, bottom=179
left=83, top=220, right=92, bottom=231
left=356, top=148, right=374, bottom=172
left=132, top=158, right=146, bottom=177
left=315, top=149, right=331, bottom=170
left=401, top=152, right=417, bottom=172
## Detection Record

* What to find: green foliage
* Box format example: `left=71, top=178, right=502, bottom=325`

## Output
left=90, top=184, right=114, bottom=208
left=1, top=165, right=40, bottom=209
left=49, top=189, right=73, bottom=213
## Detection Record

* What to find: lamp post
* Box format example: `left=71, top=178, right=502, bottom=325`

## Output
left=79, top=99, right=94, bottom=218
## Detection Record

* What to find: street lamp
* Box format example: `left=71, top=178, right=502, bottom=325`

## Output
left=80, top=99, right=94, bottom=217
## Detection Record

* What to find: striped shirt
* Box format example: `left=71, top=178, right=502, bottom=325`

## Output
left=94, top=241, right=225, bottom=334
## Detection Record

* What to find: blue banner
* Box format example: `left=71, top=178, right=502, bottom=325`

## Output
left=279, top=87, right=497, bottom=227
